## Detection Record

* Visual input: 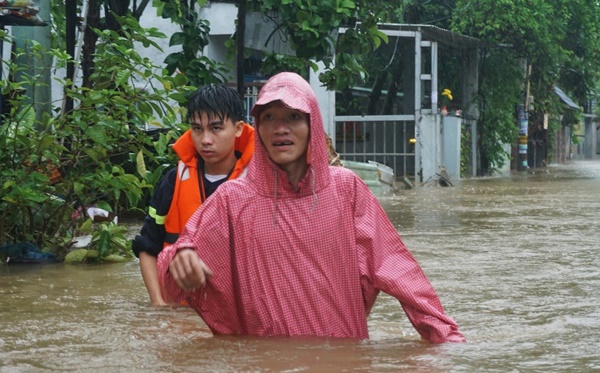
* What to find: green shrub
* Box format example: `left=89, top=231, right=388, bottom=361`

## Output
left=0, top=15, right=194, bottom=262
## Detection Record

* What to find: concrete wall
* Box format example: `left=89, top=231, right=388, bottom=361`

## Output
left=584, top=117, right=597, bottom=158
left=441, top=115, right=461, bottom=180
left=418, top=113, right=441, bottom=183
left=420, top=114, right=468, bottom=182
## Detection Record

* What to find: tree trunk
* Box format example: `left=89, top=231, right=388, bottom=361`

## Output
left=82, top=0, right=100, bottom=89
left=64, top=0, right=77, bottom=114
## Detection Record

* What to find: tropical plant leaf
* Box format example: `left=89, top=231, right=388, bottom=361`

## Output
left=136, top=150, right=147, bottom=178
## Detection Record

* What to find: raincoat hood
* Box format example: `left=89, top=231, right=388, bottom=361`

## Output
left=248, top=72, right=331, bottom=197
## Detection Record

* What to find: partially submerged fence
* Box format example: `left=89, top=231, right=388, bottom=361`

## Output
left=334, top=115, right=416, bottom=179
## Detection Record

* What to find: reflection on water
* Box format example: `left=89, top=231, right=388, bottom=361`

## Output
left=2, top=161, right=600, bottom=372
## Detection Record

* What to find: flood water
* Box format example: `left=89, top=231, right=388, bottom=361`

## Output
left=2, top=160, right=600, bottom=372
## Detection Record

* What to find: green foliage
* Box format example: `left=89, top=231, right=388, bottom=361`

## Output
left=476, top=48, right=522, bottom=174
left=0, top=15, right=192, bottom=261
left=401, top=0, right=454, bottom=28
left=259, top=54, right=316, bottom=78
left=63, top=220, right=133, bottom=264
left=90, top=222, right=132, bottom=261
left=261, top=0, right=353, bottom=61
left=50, top=0, right=68, bottom=50
left=247, top=0, right=388, bottom=90
left=320, top=20, right=389, bottom=89
left=460, top=125, right=472, bottom=177
left=156, top=0, right=232, bottom=87
left=440, top=0, right=600, bottom=173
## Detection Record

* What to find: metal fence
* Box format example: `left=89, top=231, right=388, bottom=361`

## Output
left=242, top=83, right=262, bottom=125
left=243, top=84, right=417, bottom=179
left=334, top=115, right=416, bottom=179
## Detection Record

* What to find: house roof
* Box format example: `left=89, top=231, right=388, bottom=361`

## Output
left=553, top=86, right=580, bottom=110
left=375, top=23, right=482, bottom=49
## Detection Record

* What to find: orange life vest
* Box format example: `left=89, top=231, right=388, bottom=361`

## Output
left=162, top=123, right=254, bottom=246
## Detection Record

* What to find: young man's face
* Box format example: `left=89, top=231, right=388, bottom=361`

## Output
left=257, top=101, right=309, bottom=175
left=190, top=112, right=243, bottom=175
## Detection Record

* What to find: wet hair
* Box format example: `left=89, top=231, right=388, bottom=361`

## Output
left=187, top=84, right=245, bottom=124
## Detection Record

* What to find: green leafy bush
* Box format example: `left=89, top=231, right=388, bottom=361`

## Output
left=0, top=15, right=194, bottom=261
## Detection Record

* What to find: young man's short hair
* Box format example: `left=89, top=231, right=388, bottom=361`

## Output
left=187, top=85, right=245, bottom=124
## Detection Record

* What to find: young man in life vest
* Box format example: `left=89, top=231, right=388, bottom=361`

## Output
left=157, top=72, right=465, bottom=343
left=132, top=84, right=254, bottom=306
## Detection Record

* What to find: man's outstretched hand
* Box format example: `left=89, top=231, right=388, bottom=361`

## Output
left=169, top=248, right=213, bottom=291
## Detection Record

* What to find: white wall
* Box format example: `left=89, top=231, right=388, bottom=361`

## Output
left=200, top=3, right=237, bottom=36
left=138, top=10, right=180, bottom=67
left=441, top=116, right=462, bottom=180
left=418, top=113, right=442, bottom=183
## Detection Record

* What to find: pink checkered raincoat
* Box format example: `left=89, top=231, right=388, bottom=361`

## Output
left=158, top=72, right=465, bottom=343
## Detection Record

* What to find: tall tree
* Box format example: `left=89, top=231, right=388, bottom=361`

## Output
left=449, top=0, right=600, bottom=172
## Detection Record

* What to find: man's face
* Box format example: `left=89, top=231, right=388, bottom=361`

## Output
left=257, top=101, right=309, bottom=175
left=190, top=112, right=243, bottom=175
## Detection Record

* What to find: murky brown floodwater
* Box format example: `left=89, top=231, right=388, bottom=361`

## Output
left=2, top=160, right=600, bottom=372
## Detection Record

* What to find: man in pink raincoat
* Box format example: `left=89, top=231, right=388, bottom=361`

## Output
left=158, top=72, right=466, bottom=343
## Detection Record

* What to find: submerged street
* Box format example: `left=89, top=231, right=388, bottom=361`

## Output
left=1, top=160, right=599, bottom=372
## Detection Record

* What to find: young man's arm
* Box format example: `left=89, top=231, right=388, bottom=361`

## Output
left=132, top=169, right=177, bottom=306
left=139, top=252, right=166, bottom=306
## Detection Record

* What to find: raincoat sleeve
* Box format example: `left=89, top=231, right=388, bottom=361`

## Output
left=157, top=190, right=232, bottom=305
left=352, top=176, right=466, bottom=343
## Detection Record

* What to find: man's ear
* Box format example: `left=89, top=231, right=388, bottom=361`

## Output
left=235, top=120, right=244, bottom=137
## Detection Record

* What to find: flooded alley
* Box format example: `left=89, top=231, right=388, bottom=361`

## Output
left=1, top=160, right=599, bottom=372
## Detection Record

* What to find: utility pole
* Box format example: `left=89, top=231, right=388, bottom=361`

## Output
left=517, top=104, right=528, bottom=170
left=518, top=63, right=532, bottom=171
